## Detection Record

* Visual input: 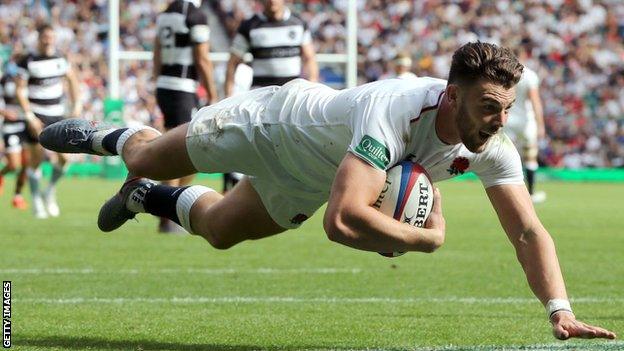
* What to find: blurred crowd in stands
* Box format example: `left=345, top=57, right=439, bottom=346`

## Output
left=1, top=0, right=623, bottom=168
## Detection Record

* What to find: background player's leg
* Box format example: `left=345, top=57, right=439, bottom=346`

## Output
left=13, top=149, right=29, bottom=209
left=27, top=143, right=46, bottom=218
left=0, top=149, right=19, bottom=176
left=0, top=150, right=20, bottom=196
left=524, top=144, right=545, bottom=203
left=44, top=151, right=68, bottom=217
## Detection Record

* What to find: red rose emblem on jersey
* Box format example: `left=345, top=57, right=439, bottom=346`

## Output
left=447, top=157, right=470, bottom=175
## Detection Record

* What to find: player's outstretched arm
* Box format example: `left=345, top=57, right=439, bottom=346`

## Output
left=486, top=184, right=616, bottom=340
left=324, top=153, right=445, bottom=253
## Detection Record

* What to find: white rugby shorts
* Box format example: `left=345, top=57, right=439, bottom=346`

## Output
left=185, top=87, right=325, bottom=229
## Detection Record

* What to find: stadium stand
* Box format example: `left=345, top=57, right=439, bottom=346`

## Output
left=1, top=0, right=623, bottom=168
left=213, top=0, right=624, bottom=168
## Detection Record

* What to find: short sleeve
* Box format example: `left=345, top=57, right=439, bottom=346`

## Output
left=348, top=95, right=409, bottom=171
left=302, top=28, right=312, bottom=45
left=187, top=8, right=210, bottom=44
left=474, top=134, right=525, bottom=188
left=301, top=21, right=312, bottom=45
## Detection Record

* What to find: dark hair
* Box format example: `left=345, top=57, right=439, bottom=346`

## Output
left=37, top=23, right=54, bottom=35
left=448, top=42, right=523, bottom=89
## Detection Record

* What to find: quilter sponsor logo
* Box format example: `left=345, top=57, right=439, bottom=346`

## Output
left=2, top=281, right=10, bottom=348
left=355, top=135, right=390, bottom=169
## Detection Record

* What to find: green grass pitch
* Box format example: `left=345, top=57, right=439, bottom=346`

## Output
left=1, top=178, right=623, bottom=350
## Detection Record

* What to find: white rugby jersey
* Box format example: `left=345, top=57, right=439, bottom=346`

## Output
left=506, top=66, right=539, bottom=128
left=262, top=78, right=524, bottom=193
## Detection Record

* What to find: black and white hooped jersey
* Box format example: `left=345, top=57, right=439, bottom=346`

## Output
left=0, top=75, right=19, bottom=108
left=16, top=52, right=68, bottom=118
left=156, top=0, right=210, bottom=94
left=0, top=74, right=26, bottom=136
left=230, top=8, right=312, bottom=87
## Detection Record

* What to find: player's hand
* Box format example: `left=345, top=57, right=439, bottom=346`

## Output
left=1, top=108, right=18, bottom=121
left=424, top=187, right=445, bottom=237
left=550, top=311, right=616, bottom=340
left=26, top=117, right=44, bottom=138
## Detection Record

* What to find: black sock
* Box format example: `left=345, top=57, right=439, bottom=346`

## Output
left=16, top=168, right=27, bottom=194
left=101, top=128, right=128, bottom=155
left=526, top=168, right=535, bottom=195
left=143, top=185, right=189, bottom=225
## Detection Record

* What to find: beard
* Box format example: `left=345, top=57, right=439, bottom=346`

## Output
left=456, top=102, right=489, bottom=154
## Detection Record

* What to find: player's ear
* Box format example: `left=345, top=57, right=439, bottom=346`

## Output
left=446, top=84, right=459, bottom=107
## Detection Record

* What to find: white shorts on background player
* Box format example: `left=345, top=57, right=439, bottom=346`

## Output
left=186, top=78, right=524, bottom=229
left=504, top=67, right=539, bottom=149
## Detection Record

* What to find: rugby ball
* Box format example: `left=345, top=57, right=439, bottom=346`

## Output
left=374, top=161, right=434, bottom=257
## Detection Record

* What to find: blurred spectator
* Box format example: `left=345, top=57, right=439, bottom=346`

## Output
left=3, top=0, right=624, bottom=168
left=215, top=0, right=624, bottom=168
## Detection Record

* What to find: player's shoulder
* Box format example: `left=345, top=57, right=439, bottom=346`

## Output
left=359, top=77, right=446, bottom=104
left=480, top=132, right=520, bottom=162
left=161, top=0, right=181, bottom=14
left=238, top=14, right=262, bottom=34
left=242, top=14, right=263, bottom=27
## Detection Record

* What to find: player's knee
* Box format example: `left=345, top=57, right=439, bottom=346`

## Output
left=125, top=155, right=157, bottom=179
left=125, top=157, right=145, bottom=177
left=203, top=231, right=235, bottom=250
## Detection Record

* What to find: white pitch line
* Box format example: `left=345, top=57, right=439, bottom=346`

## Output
left=0, top=267, right=362, bottom=274
left=15, top=296, right=624, bottom=305
left=409, top=342, right=624, bottom=351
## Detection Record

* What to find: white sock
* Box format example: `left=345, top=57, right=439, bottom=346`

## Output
left=176, top=186, right=215, bottom=234
left=525, top=161, right=538, bottom=171
left=126, top=181, right=155, bottom=213
left=116, top=126, right=161, bottom=159
left=91, top=129, right=116, bottom=155
left=27, top=167, right=42, bottom=197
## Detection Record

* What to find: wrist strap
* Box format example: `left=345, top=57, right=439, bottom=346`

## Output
left=546, top=299, right=573, bottom=320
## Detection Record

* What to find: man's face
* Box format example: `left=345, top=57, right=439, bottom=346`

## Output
left=453, top=80, right=516, bottom=153
left=38, top=28, right=55, bottom=55
left=262, top=0, right=285, bottom=18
